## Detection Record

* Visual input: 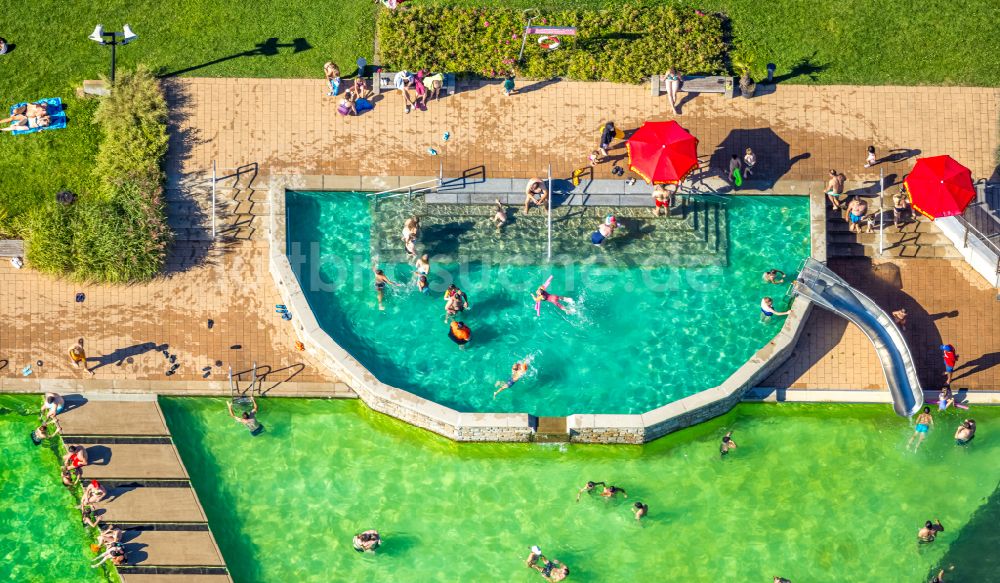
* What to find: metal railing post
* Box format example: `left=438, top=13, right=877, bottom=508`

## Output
left=963, top=226, right=969, bottom=248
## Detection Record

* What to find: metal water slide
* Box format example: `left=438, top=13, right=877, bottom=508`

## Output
left=792, top=258, right=923, bottom=417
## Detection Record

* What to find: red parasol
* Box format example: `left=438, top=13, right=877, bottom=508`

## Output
left=626, top=121, right=699, bottom=184
left=903, top=155, right=975, bottom=219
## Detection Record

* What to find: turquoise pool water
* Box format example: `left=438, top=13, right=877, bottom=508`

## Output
left=0, top=396, right=113, bottom=583
left=286, top=192, right=810, bottom=415
left=162, top=398, right=999, bottom=583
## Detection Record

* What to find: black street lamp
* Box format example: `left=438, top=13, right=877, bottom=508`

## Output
left=88, top=24, right=138, bottom=84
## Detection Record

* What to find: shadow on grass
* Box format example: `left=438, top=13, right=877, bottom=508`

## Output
left=772, top=51, right=828, bottom=84
left=159, top=37, right=313, bottom=78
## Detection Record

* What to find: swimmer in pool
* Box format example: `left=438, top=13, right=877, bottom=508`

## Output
left=444, top=285, right=469, bottom=322
left=415, top=254, right=430, bottom=276
left=62, top=466, right=81, bottom=489
left=227, top=395, right=263, bottom=436
left=908, top=406, right=934, bottom=451
left=633, top=502, right=649, bottom=521
left=494, top=361, right=529, bottom=398
left=954, top=419, right=976, bottom=445
left=720, top=431, right=737, bottom=457
left=31, top=418, right=61, bottom=446
left=918, top=519, right=944, bottom=543
left=601, top=485, right=627, bottom=499
left=493, top=199, right=508, bottom=231
left=543, top=560, right=569, bottom=582
left=763, top=269, right=786, bottom=284
left=373, top=267, right=401, bottom=311
left=760, top=297, right=790, bottom=322
left=576, top=480, right=606, bottom=502
left=416, top=274, right=429, bottom=293
left=533, top=286, right=570, bottom=313
left=526, top=545, right=544, bottom=569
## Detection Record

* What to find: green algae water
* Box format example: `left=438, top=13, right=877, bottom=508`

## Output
left=161, top=398, right=999, bottom=583
left=285, top=192, right=810, bottom=416
left=0, top=395, right=114, bottom=583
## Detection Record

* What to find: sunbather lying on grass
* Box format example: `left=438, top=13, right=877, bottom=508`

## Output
left=1, top=102, right=50, bottom=131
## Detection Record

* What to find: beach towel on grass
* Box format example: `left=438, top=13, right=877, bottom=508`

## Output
left=8, top=97, right=67, bottom=135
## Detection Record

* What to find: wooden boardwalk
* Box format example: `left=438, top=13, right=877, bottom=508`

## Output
left=60, top=395, right=231, bottom=582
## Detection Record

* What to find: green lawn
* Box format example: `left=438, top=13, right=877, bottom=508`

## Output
left=429, top=0, right=1000, bottom=86
left=0, top=0, right=376, bottom=233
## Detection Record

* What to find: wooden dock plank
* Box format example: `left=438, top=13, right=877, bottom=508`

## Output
left=81, top=444, right=188, bottom=480
left=98, top=487, right=207, bottom=523
left=59, top=401, right=170, bottom=437
left=123, top=530, right=227, bottom=567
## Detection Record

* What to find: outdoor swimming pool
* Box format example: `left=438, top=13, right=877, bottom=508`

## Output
left=0, top=395, right=112, bottom=583
left=285, top=191, right=811, bottom=416
left=162, top=397, right=998, bottom=583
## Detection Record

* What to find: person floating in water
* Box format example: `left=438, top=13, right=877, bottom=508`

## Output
left=760, top=297, right=790, bottom=322
left=601, top=485, right=627, bottom=499
left=373, top=267, right=401, bottom=311
left=576, top=480, right=606, bottom=502
left=917, top=518, right=944, bottom=543
left=353, top=530, right=381, bottom=553
left=31, top=418, right=61, bottom=445
left=720, top=431, right=737, bottom=457
left=416, top=274, right=429, bottom=293
left=449, top=321, right=471, bottom=346
left=494, top=361, right=529, bottom=398
left=443, top=284, right=469, bottom=322
left=227, top=395, right=263, bottom=436
left=533, top=285, right=570, bottom=313
left=763, top=269, right=786, bottom=284
left=908, top=406, right=934, bottom=451
left=954, top=419, right=975, bottom=445
left=493, top=199, right=508, bottom=231
left=633, top=502, right=649, bottom=521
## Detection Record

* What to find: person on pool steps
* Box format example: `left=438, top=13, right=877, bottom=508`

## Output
left=908, top=406, right=934, bottom=451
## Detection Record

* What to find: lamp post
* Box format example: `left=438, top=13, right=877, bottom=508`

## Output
left=88, top=24, right=137, bottom=84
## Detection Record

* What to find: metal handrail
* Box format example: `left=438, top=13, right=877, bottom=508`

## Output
left=957, top=213, right=1000, bottom=256
left=366, top=177, right=440, bottom=199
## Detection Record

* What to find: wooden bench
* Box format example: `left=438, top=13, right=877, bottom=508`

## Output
left=651, top=75, right=734, bottom=98
left=0, top=239, right=24, bottom=257
left=372, top=71, right=456, bottom=96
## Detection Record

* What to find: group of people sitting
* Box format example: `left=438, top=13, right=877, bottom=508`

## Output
left=37, top=393, right=128, bottom=568
left=393, top=70, right=444, bottom=114
left=323, top=62, right=374, bottom=116
left=826, top=171, right=912, bottom=233
left=1, top=101, right=50, bottom=132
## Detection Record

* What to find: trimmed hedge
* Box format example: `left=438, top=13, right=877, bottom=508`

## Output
left=25, top=67, right=171, bottom=283
left=378, top=5, right=726, bottom=83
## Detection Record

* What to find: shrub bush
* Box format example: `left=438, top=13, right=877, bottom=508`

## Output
left=378, top=5, right=726, bottom=83
left=25, top=67, right=171, bottom=283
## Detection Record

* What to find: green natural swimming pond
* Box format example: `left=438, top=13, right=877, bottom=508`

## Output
left=161, top=397, right=999, bottom=583
left=286, top=191, right=811, bottom=416
left=0, top=395, right=113, bottom=583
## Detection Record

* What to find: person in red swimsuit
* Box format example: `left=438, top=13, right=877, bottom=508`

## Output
left=64, top=444, right=89, bottom=469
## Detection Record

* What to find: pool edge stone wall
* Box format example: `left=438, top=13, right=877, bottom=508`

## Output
left=268, top=177, right=823, bottom=444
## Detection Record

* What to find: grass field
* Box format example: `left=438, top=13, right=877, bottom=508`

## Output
left=0, top=0, right=376, bottom=232
left=1, top=0, right=996, bottom=232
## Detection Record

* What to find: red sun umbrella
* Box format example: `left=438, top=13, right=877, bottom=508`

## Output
left=903, top=155, right=975, bottom=219
left=626, top=121, right=699, bottom=184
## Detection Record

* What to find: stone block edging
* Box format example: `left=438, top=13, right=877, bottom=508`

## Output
left=267, top=176, right=822, bottom=443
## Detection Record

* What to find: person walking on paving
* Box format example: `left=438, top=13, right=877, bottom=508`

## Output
left=69, top=338, right=94, bottom=375
left=825, top=170, right=846, bottom=210
left=728, top=154, right=743, bottom=189
left=940, top=344, right=958, bottom=385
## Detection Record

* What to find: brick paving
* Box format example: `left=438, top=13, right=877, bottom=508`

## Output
left=0, top=242, right=335, bottom=388
left=765, top=258, right=1000, bottom=391
left=2, top=77, right=998, bottom=392
left=163, top=78, right=999, bottom=186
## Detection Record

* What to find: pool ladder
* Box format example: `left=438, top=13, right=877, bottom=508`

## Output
left=229, top=362, right=261, bottom=403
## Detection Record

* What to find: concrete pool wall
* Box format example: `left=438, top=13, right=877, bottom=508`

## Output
left=268, top=175, right=825, bottom=443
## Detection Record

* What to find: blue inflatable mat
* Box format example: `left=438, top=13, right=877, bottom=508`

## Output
left=8, top=97, right=67, bottom=135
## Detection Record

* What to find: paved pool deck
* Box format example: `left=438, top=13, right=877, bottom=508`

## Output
left=0, top=78, right=998, bottom=398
